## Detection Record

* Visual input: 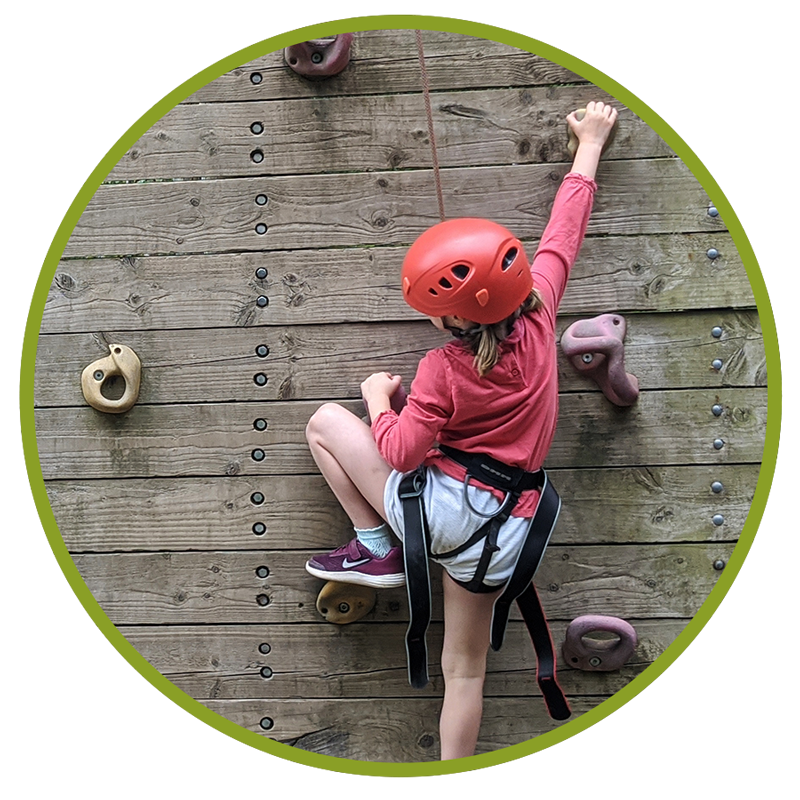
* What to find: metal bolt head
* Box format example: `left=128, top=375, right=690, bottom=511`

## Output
left=712, top=514, right=725, bottom=526
left=712, top=358, right=723, bottom=371
left=712, top=404, right=723, bottom=417
left=255, top=223, right=268, bottom=235
left=250, top=72, right=263, bottom=84
left=589, top=656, right=602, bottom=667
left=711, top=481, right=724, bottom=494
left=255, top=267, right=268, bottom=279
left=713, top=559, right=726, bottom=571
left=254, top=373, right=268, bottom=386
left=93, top=370, right=104, bottom=381
left=256, top=344, right=269, bottom=358
left=251, top=492, right=265, bottom=505
left=250, top=122, right=264, bottom=135
left=707, top=248, right=719, bottom=259
left=257, top=295, right=269, bottom=307
left=711, top=326, right=723, bottom=338
left=713, top=439, right=725, bottom=450
left=253, top=418, right=267, bottom=431
left=581, top=353, right=594, bottom=364
left=252, top=448, right=266, bottom=461
left=311, top=51, right=324, bottom=64
left=252, top=522, right=266, bottom=535
left=256, top=565, right=270, bottom=578
left=255, top=194, right=268, bottom=206
left=708, top=206, right=719, bottom=217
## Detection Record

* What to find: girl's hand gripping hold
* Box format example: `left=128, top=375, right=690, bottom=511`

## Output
left=566, top=101, right=618, bottom=181
left=361, top=372, right=403, bottom=419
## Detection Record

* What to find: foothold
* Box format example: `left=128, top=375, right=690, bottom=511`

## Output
left=711, top=481, right=724, bottom=494
left=560, top=314, right=639, bottom=406
left=316, top=580, right=377, bottom=624
left=707, top=248, right=719, bottom=259
left=712, top=514, right=725, bottom=526
left=284, top=34, right=354, bottom=79
left=712, top=359, right=723, bottom=371
left=566, top=107, right=618, bottom=159
left=562, top=615, right=638, bottom=672
left=81, top=344, right=142, bottom=414
left=711, top=327, right=723, bottom=338
left=713, top=439, right=725, bottom=450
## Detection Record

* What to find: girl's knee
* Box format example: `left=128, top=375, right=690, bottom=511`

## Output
left=306, top=402, right=347, bottom=443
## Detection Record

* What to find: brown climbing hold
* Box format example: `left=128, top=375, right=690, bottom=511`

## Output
left=80, top=343, right=142, bottom=414
left=566, top=107, right=618, bottom=158
left=284, top=34, right=354, bottom=79
left=316, top=580, right=376, bottom=624
left=561, top=314, right=639, bottom=406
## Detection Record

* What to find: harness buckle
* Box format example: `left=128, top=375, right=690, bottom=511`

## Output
left=398, top=468, right=426, bottom=500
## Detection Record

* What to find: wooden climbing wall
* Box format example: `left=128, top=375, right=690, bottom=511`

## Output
left=34, top=30, right=766, bottom=762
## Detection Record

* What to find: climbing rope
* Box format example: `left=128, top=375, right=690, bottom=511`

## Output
left=415, top=30, right=446, bottom=222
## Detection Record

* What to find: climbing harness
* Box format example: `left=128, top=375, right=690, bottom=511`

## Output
left=398, top=446, right=571, bottom=721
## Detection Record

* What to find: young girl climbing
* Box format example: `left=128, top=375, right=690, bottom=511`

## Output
left=304, top=100, right=618, bottom=760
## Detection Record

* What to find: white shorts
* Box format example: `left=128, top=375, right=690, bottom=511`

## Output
left=383, top=464, right=533, bottom=588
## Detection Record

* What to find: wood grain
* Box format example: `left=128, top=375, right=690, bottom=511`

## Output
left=187, top=30, right=587, bottom=103
left=64, top=160, right=723, bottom=259
left=48, top=464, right=757, bottom=553
left=34, top=311, right=765, bottom=407
left=107, top=87, right=669, bottom=182
left=35, top=389, right=767, bottom=480
left=72, top=542, right=735, bottom=625
left=44, top=232, right=750, bottom=334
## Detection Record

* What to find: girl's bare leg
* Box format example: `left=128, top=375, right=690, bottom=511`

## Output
left=439, top=572, right=504, bottom=760
left=305, top=403, right=393, bottom=528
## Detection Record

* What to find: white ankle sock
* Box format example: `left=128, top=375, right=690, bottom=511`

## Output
left=355, top=523, right=394, bottom=558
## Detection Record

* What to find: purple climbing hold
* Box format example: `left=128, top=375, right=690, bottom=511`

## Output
left=284, top=34, right=354, bottom=79
left=562, top=615, right=638, bottom=672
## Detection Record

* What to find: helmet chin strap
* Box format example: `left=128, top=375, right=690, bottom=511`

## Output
left=446, top=325, right=468, bottom=339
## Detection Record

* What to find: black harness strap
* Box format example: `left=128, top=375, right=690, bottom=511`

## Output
left=398, top=449, right=571, bottom=719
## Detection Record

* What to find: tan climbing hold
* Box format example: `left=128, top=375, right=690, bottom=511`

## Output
left=316, top=580, right=377, bottom=624
left=567, top=107, right=618, bottom=159
left=80, top=344, right=141, bottom=414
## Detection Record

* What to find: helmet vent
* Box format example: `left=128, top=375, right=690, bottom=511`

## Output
left=438, top=277, right=453, bottom=289
left=502, top=247, right=518, bottom=271
left=451, top=264, right=470, bottom=281
left=428, top=288, right=438, bottom=296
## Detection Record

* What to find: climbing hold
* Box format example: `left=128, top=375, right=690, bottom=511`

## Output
left=316, top=580, right=376, bottom=624
left=284, top=34, right=354, bottom=79
left=80, top=344, right=141, bottom=414
left=560, top=314, right=639, bottom=406
left=562, top=615, right=638, bottom=672
left=566, top=107, right=618, bottom=159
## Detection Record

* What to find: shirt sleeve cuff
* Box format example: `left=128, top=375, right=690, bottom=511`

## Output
left=564, top=172, right=598, bottom=192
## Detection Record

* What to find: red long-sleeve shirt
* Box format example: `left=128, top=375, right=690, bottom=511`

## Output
left=372, top=172, right=597, bottom=517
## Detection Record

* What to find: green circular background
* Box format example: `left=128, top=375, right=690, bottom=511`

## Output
left=19, top=14, right=783, bottom=777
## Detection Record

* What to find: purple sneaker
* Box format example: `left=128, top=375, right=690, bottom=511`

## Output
left=306, top=538, right=405, bottom=588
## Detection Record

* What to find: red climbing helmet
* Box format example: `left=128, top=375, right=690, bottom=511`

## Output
left=401, top=218, right=532, bottom=324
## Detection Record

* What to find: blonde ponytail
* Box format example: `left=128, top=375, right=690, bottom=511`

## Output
left=463, top=287, right=543, bottom=377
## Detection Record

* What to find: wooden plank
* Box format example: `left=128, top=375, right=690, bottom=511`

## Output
left=124, top=619, right=685, bottom=700
left=63, top=160, right=723, bottom=259
left=204, top=696, right=606, bottom=760
left=34, top=311, right=765, bottom=407
left=43, top=232, right=751, bottom=334
left=35, top=389, right=767, bottom=480
left=107, top=88, right=670, bottom=182
left=48, top=464, right=759, bottom=553
left=187, top=31, right=587, bottom=103
left=71, top=543, right=735, bottom=624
